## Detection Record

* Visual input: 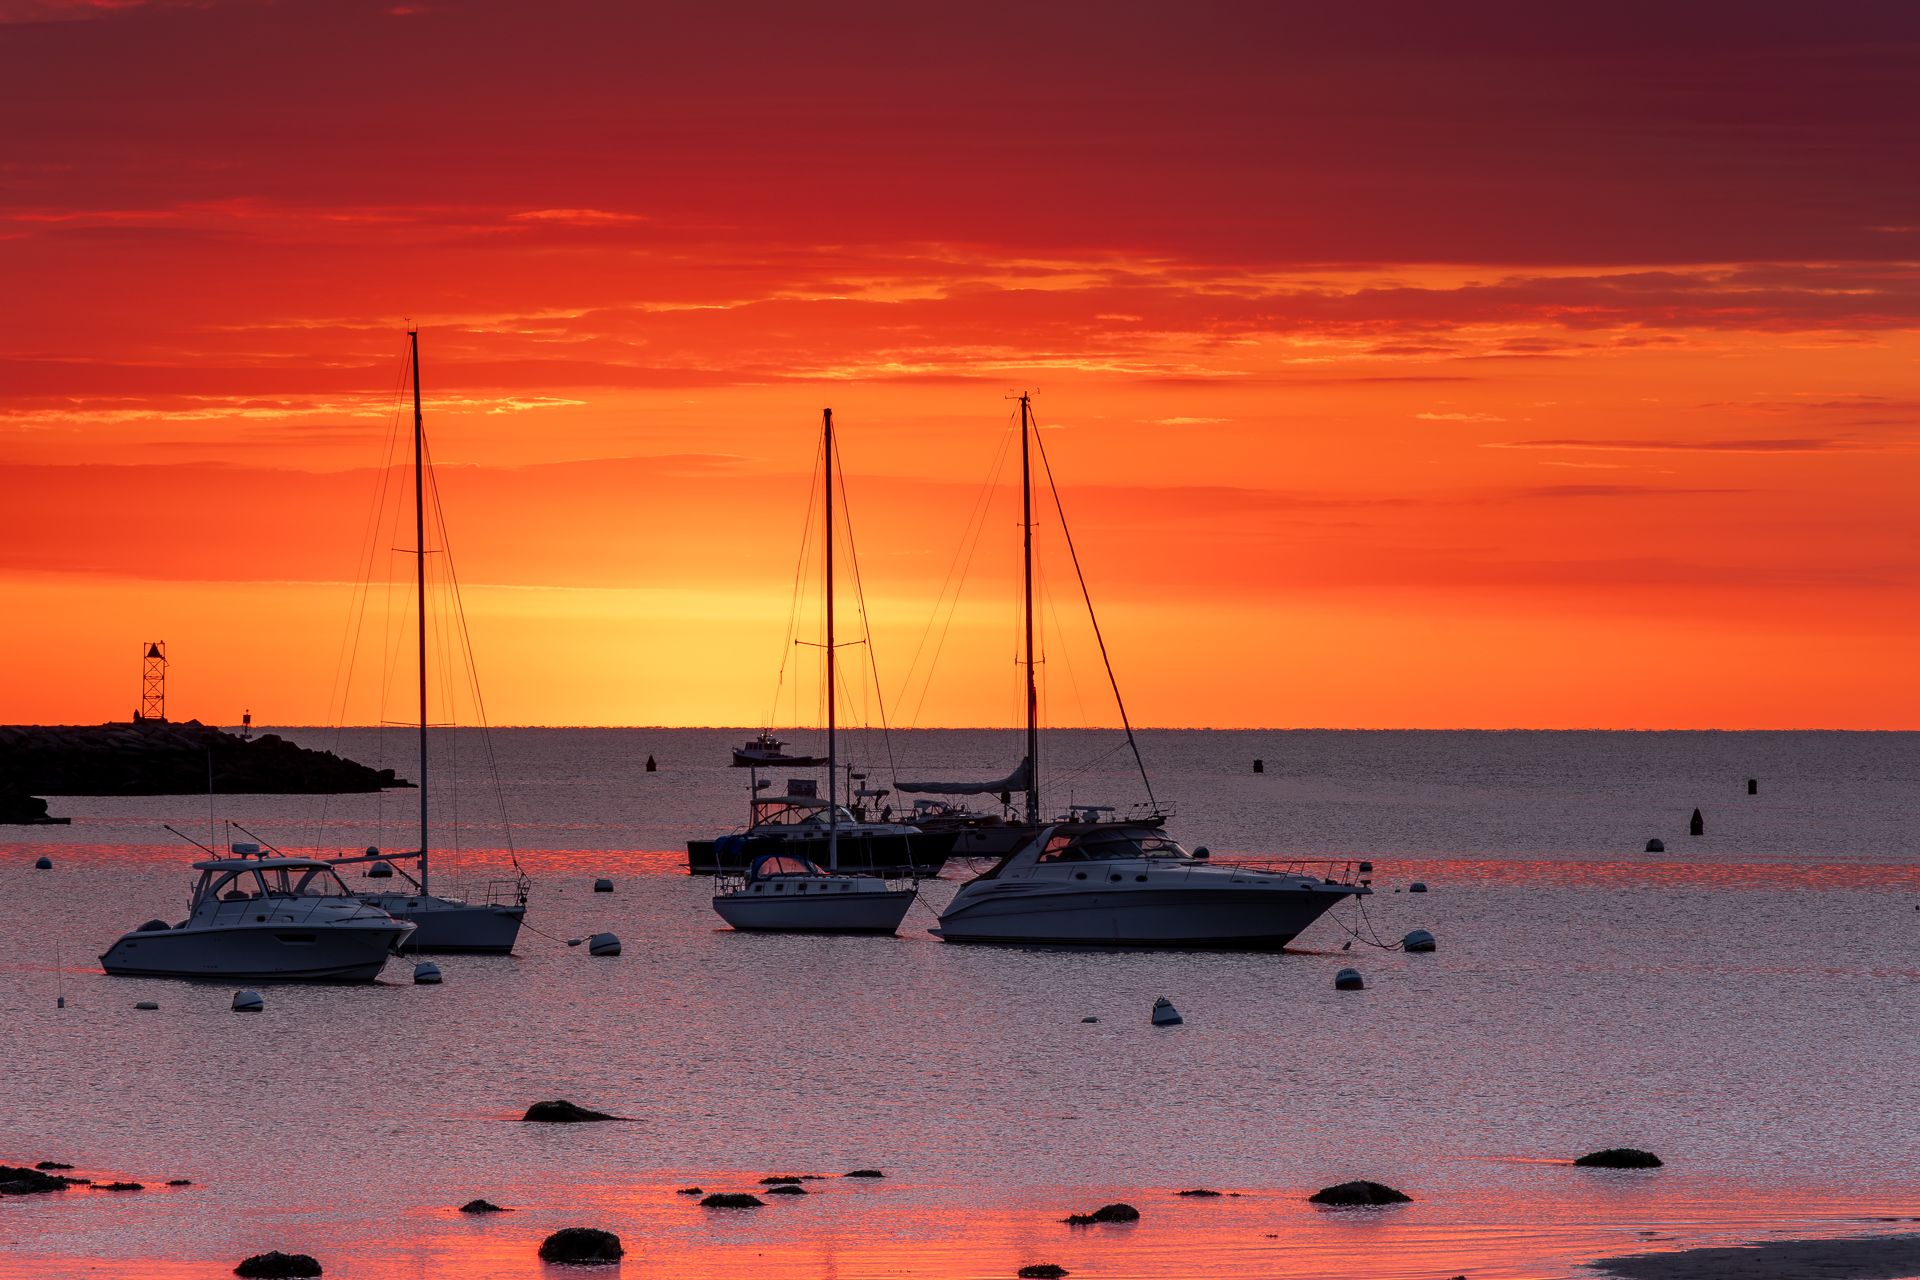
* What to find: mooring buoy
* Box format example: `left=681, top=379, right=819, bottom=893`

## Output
left=1334, top=968, right=1365, bottom=990
left=593, top=878, right=614, bottom=893
left=34, top=856, right=52, bottom=869
left=1747, top=778, right=1757, bottom=795
left=1150, top=997, right=1182, bottom=1025
left=1402, top=929, right=1436, bottom=952
left=645, top=755, right=657, bottom=772
left=1409, top=882, right=1428, bottom=893
left=587, top=932, right=622, bottom=956
left=134, top=1001, right=159, bottom=1010
left=1689, top=808, right=1704, bottom=836
left=413, top=961, right=443, bottom=985
left=1645, top=838, right=1665, bottom=853
left=231, top=990, right=264, bottom=1012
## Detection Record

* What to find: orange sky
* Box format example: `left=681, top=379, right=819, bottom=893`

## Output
left=2, top=1, right=1918, bottom=728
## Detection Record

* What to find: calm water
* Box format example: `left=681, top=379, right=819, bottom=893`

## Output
left=3, top=729, right=1919, bottom=1280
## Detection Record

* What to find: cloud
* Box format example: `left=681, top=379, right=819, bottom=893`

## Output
left=1485, top=437, right=1890, bottom=453
left=507, top=209, right=648, bottom=224
left=1418, top=412, right=1506, bottom=422
left=1153, top=416, right=1229, bottom=424
left=1518, top=484, right=1750, bottom=499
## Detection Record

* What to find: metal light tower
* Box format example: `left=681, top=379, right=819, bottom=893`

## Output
left=139, top=642, right=166, bottom=722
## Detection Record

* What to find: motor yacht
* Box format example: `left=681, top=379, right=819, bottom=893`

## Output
left=711, top=851, right=915, bottom=934
left=931, top=823, right=1369, bottom=949
left=100, top=853, right=415, bottom=980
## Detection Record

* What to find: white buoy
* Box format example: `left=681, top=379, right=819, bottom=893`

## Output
left=135, top=1001, right=158, bottom=1010
left=1402, top=929, right=1436, bottom=952
left=1334, top=967, right=1365, bottom=990
left=1150, top=996, right=1182, bottom=1025
left=593, top=878, right=614, bottom=893
left=231, top=990, right=264, bottom=1012
left=587, top=932, right=622, bottom=956
left=413, top=961, right=443, bottom=985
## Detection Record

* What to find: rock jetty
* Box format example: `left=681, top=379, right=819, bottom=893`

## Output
left=0, top=722, right=409, bottom=797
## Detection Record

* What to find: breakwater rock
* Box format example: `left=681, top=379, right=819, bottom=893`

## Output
left=0, top=723, right=410, bottom=796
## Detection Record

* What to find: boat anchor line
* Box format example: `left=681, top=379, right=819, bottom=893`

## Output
left=1330, top=892, right=1410, bottom=951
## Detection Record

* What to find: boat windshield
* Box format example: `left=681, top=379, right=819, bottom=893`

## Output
left=201, top=864, right=354, bottom=903
left=748, top=853, right=824, bottom=880
left=1037, top=833, right=1191, bottom=862
left=753, top=801, right=858, bottom=827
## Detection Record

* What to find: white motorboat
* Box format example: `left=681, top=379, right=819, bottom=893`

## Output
left=708, top=409, right=919, bottom=934
left=932, top=824, right=1369, bottom=949
left=712, top=852, right=915, bottom=934
left=100, top=853, right=415, bottom=980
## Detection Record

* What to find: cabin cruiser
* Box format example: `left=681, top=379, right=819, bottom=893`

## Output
left=328, top=847, right=527, bottom=954
left=732, top=732, right=827, bottom=768
left=931, top=823, right=1369, bottom=949
left=711, top=851, right=915, bottom=934
left=100, top=852, right=415, bottom=980
left=687, top=784, right=959, bottom=875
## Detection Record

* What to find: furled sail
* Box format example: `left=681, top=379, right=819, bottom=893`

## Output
left=894, top=757, right=1029, bottom=796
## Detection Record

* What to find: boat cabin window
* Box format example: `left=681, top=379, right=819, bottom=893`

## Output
left=1037, top=833, right=1191, bottom=862
left=748, top=853, right=825, bottom=880
left=751, top=801, right=858, bottom=828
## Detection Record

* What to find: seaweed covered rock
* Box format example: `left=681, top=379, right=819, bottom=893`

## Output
left=95, top=1181, right=145, bottom=1191
left=1175, top=1188, right=1222, bottom=1197
left=765, top=1184, right=808, bottom=1196
left=1308, top=1180, right=1411, bottom=1205
left=537, top=1228, right=623, bottom=1264
left=233, top=1253, right=323, bottom=1278
left=0, top=1165, right=83, bottom=1195
left=700, top=1193, right=764, bottom=1208
left=33, top=1161, right=73, bottom=1171
left=1574, top=1148, right=1663, bottom=1168
left=760, top=1175, right=803, bottom=1184
left=844, top=1169, right=885, bottom=1178
left=675, top=1186, right=703, bottom=1195
left=1063, top=1203, right=1139, bottom=1225
left=1019, top=1267, right=1070, bottom=1278
left=521, top=1099, right=618, bottom=1123
left=458, top=1199, right=508, bottom=1213
left=167, top=1179, right=194, bottom=1186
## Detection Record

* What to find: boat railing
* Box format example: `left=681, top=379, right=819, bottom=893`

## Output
left=484, top=877, right=530, bottom=908
left=1198, top=856, right=1368, bottom=884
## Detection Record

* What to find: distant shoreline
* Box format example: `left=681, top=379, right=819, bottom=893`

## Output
left=1590, top=1232, right=1920, bottom=1280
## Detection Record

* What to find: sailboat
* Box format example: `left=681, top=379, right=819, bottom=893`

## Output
left=708, top=409, right=920, bottom=933
left=894, top=393, right=1166, bottom=857
left=324, top=327, right=529, bottom=954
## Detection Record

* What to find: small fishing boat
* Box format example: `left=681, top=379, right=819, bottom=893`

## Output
left=933, top=825, right=1369, bottom=949
left=731, top=732, right=827, bottom=768
left=707, top=409, right=919, bottom=934
left=100, top=851, right=414, bottom=980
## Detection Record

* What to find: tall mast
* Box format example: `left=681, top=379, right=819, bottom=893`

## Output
left=824, top=408, right=838, bottom=871
left=410, top=326, right=429, bottom=894
left=1021, top=392, right=1039, bottom=825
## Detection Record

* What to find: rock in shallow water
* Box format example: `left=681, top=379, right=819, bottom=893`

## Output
left=1018, top=1267, right=1070, bottom=1278
left=458, top=1199, right=508, bottom=1213
left=844, top=1169, right=885, bottom=1178
left=1063, top=1203, right=1139, bottom=1224
left=537, top=1228, right=623, bottom=1264
left=700, top=1193, right=764, bottom=1208
left=1308, top=1180, right=1411, bottom=1205
left=521, top=1099, right=618, bottom=1122
left=233, top=1252, right=323, bottom=1278
left=766, top=1184, right=808, bottom=1196
left=1175, top=1188, right=1222, bottom=1197
left=1574, top=1147, right=1663, bottom=1168
left=0, top=1165, right=79, bottom=1194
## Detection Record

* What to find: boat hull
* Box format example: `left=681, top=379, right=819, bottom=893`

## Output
left=357, top=895, right=525, bottom=954
left=687, top=830, right=958, bottom=876
left=933, top=885, right=1353, bottom=950
left=98, top=921, right=410, bottom=981
left=713, top=888, right=916, bottom=934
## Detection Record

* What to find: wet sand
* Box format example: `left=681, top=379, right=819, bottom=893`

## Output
left=1591, top=1234, right=1920, bottom=1280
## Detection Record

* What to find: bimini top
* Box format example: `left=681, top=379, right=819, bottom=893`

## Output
left=191, top=856, right=338, bottom=872
left=747, top=853, right=824, bottom=880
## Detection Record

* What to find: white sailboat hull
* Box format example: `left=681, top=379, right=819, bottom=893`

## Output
left=100, top=919, right=412, bottom=981
left=713, top=887, right=915, bottom=934
left=357, top=894, right=525, bottom=954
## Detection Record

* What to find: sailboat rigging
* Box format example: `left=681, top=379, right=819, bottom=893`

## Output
left=322, top=326, right=529, bottom=953
left=703, top=410, right=932, bottom=933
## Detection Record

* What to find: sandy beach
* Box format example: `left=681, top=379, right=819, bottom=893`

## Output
left=1591, top=1233, right=1920, bottom=1280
